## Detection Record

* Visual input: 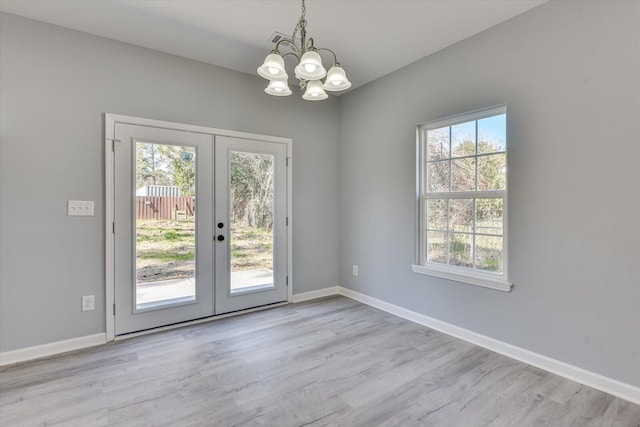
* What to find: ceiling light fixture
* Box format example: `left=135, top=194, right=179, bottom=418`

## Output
left=257, top=0, right=351, bottom=101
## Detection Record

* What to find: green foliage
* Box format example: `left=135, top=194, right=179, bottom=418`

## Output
left=171, top=156, right=195, bottom=197
left=137, top=250, right=195, bottom=262
left=163, top=230, right=180, bottom=240
left=230, top=152, right=274, bottom=230
left=135, top=142, right=195, bottom=195
left=136, top=142, right=171, bottom=188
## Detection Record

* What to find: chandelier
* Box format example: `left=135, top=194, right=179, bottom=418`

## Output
left=257, top=0, right=351, bottom=100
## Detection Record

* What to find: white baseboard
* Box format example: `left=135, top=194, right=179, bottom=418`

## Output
left=0, top=333, right=107, bottom=367
left=337, top=286, right=640, bottom=405
left=292, top=286, right=340, bottom=303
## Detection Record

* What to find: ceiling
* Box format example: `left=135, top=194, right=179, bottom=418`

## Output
left=0, top=0, right=547, bottom=91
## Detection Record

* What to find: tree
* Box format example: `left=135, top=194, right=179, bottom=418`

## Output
left=230, top=152, right=274, bottom=229
left=135, top=143, right=195, bottom=195
left=136, top=142, right=171, bottom=189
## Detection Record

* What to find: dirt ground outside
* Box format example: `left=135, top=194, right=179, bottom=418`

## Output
left=136, top=219, right=273, bottom=283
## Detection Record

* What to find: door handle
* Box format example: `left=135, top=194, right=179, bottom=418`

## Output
left=217, top=235, right=225, bottom=242
left=217, top=222, right=224, bottom=229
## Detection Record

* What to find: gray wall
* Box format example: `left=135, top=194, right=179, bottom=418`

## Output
left=0, top=13, right=340, bottom=352
left=339, top=0, right=640, bottom=387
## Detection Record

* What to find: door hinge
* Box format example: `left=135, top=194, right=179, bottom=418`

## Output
left=286, top=217, right=289, bottom=226
left=286, top=276, right=289, bottom=286
left=107, top=138, right=121, bottom=152
left=112, top=222, right=115, bottom=234
left=113, top=304, right=116, bottom=315
left=286, top=157, right=289, bottom=167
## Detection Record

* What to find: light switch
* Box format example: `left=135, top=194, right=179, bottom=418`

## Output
left=68, top=200, right=94, bottom=216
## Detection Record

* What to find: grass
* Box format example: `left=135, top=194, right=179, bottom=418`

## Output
left=230, top=226, right=273, bottom=270
left=136, top=219, right=273, bottom=283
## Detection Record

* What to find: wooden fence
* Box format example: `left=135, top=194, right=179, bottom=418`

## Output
left=136, top=196, right=194, bottom=220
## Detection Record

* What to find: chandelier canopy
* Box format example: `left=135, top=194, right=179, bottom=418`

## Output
left=257, top=0, right=351, bottom=100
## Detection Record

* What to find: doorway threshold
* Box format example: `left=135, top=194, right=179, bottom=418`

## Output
left=114, top=300, right=288, bottom=341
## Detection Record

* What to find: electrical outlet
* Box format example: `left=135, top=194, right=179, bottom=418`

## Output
left=81, top=295, right=95, bottom=311
left=352, top=265, right=358, bottom=276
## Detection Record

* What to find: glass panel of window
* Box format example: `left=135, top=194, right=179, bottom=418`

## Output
left=475, top=198, right=503, bottom=236
left=426, top=127, right=450, bottom=160
left=451, top=157, right=476, bottom=192
left=477, top=153, right=506, bottom=191
left=449, top=199, right=473, bottom=232
left=427, top=160, right=450, bottom=192
left=427, top=231, right=447, bottom=263
left=475, top=235, right=503, bottom=272
left=448, top=233, right=473, bottom=268
left=478, top=114, right=506, bottom=154
left=427, top=199, right=447, bottom=231
left=451, top=121, right=476, bottom=158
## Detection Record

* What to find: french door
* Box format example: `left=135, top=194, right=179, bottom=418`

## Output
left=111, top=120, right=288, bottom=336
left=214, top=136, right=288, bottom=314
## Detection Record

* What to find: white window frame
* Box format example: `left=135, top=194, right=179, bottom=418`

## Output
left=412, top=105, right=513, bottom=292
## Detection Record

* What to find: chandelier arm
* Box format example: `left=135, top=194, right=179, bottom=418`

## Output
left=274, top=39, right=302, bottom=58
left=281, top=51, right=302, bottom=62
left=316, top=47, right=339, bottom=66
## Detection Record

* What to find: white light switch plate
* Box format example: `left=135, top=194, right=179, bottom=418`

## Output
left=68, top=200, right=94, bottom=216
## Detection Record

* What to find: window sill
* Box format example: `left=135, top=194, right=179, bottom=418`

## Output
left=411, top=264, right=513, bottom=292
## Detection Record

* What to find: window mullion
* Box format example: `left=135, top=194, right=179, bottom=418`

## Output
left=425, top=190, right=504, bottom=199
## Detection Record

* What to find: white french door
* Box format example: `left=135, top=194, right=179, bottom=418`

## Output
left=109, top=119, right=289, bottom=336
left=214, top=136, right=288, bottom=314
left=113, top=124, right=214, bottom=335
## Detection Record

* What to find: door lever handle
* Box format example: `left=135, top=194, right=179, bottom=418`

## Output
left=217, top=235, right=225, bottom=242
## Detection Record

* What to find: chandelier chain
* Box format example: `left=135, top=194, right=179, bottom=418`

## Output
left=292, top=0, right=307, bottom=47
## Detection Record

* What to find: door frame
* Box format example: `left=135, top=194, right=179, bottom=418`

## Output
left=105, top=113, right=293, bottom=342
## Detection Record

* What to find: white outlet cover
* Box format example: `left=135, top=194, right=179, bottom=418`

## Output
left=68, top=200, right=94, bottom=216
left=81, top=295, right=95, bottom=311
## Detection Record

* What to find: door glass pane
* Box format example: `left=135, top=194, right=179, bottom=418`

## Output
left=229, top=151, right=275, bottom=293
left=135, top=142, right=196, bottom=309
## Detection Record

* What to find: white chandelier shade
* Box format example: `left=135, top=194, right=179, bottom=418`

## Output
left=257, top=53, right=288, bottom=80
left=302, top=80, right=328, bottom=101
left=257, top=0, right=350, bottom=101
left=323, top=66, right=352, bottom=91
left=265, top=78, right=292, bottom=96
left=294, top=51, right=327, bottom=81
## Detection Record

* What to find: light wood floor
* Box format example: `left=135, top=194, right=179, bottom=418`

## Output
left=1, top=296, right=638, bottom=426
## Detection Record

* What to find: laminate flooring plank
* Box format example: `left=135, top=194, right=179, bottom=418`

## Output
left=1, top=296, right=638, bottom=427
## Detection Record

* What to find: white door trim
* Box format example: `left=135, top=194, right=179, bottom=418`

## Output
left=105, top=113, right=293, bottom=341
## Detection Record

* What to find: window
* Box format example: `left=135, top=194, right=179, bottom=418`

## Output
left=412, top=106, right=512, bottom=291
